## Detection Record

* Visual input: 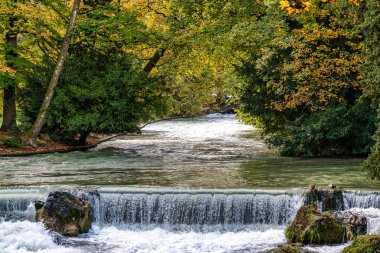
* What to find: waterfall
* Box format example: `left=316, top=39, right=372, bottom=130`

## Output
left=343, top=191, right=380, bottom=209
left=87, top=188, right=304, bottom=231
left=0, top=188, right=47, bottom=221
left=1, top=188, right=380, bottom=234
left=342, top=191, right=380, bottom=235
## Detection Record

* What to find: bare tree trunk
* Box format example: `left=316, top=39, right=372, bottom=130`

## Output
left=1, top=14, right=17, bottom=132
left=25, top=0, right=81, bottom=145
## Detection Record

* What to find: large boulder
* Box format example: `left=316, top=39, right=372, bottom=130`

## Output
left=342, top=235, right=380, bottom=253
left=35, top=191, right=92, bottom=236
left=304, top=184, right=344, bottom=212
left=286, top=203, right=346, bottom=245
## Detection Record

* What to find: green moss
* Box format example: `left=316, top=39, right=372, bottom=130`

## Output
left=35, top=207, right=45, bottom=222
left=343, top=235, right=380, bottom=253
left=286, top=204, right=346, bottom=245
left=268, top=245, right=304, bottom=253
left=267, top=245, right=317, bottom=253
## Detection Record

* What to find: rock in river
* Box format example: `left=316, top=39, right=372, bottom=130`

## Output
left=285, top=203, right=346, bottom=245
left=340, top=211, right=367, bottom=240
left=266, top=244, right=317, bottom=253
left=35, top=191, right=92, bottom=236
left=342, top=235, right=380, bottom=253
left=304, top=184, right=344, bottom=212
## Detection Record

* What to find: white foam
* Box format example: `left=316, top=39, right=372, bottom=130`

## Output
left=0, top=221, right=82, bottom=253
left=305, top=244, right=349, bottom=253
left=142, top=114, right=256, bottom=141
left=94, top=113, right=268, bottom=160
left=85, top=226, right=285, bottom=253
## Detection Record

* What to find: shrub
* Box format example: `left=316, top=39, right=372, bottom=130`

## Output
left=0, top=137, right=22, bottom=149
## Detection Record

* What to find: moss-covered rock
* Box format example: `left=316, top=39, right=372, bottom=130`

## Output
left=304, top=185, right=344, bottom=212
left=286, top=204, right=346, bottom=245
left=342, top=235, right=380, bottom=253
left=266, top=245, right=317, bottom=253
left=35, top=191, right=92, bottom=236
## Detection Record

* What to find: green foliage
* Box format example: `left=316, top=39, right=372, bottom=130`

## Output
left=361, top=0, right=380, bottom=179
left=363, top=129, right=380, bottom=180
left=21, top=3, right=168, bottom=141
left=0, top=137, right=22, bottom=148
left=236, top=0, right=376, bottom=157
left=1, top=0, right=378, bottom=178
left=270, top=100, right=377, bottom=156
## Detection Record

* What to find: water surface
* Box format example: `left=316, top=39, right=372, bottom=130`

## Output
left=0, top=114, right=378, bottom=189
left=1, top=114, right=380, bottom=253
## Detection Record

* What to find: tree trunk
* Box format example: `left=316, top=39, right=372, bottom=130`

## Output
left=1, top=12, right=17, bottom=132
left=25, top=0, right=81, bottom=145
left=78, top=131, right=90, bottom=145
left=1, top=86, right=17, bottom=131
left=143, top=48, right=166, bottom=73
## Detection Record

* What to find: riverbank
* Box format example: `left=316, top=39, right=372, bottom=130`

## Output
left=0, top=131, right=117, bottom=157
left=0, top=113, right=229, bottom=157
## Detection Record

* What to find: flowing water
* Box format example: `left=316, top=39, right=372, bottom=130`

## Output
left=0, top=114, right=379, bottom=253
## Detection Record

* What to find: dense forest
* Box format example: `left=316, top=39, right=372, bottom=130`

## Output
left=0, top=0, right=379, bottom=179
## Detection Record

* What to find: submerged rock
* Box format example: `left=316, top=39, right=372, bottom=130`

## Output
left=36, top=191, right=92, bottom=236
left=304, top=184, right=344, bottom=211
left=340, top=211, right=367, bottom=240
left=342, top=235, right=380, bottom=253
left=266, top=244, right=317, bottom=253
left=286, top=203, right=346, bottom=245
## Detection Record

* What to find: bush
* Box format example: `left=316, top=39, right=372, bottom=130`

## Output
left=22, top=54, right=168, bottom=142
left=269, top=101, right=377, bottom=157
left=0, top=137, right=22, bottom=149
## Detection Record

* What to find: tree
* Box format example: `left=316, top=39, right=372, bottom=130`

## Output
left=22, top=2, right=168, bottom=144
left=123, top=0, right=259, bottom=116
left=25, top=0, right=80, bottom=145
left=362, top=0, right=380, bottom=179
left=236, top=0, right=376, bottom=156
left=1, top=0, right=18, bottom=131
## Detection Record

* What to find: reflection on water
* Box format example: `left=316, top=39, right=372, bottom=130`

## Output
left=0, top=114, right=378, bottom=189
left=239, top=157, right=377, bottom=189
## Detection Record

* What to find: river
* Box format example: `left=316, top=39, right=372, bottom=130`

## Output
left=0, top=114, right=379, bottom=252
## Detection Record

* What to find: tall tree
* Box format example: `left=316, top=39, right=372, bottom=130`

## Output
left=25, top=0, right=81, bottom=145
left=236, top=0, right=376, bottom=156
left=362, top=0, right=380, bottom=179
left=22, top=1, right=168, bottom=144
left=1, top=0, right=17, bottom=131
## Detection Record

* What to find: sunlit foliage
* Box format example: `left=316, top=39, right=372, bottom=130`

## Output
left=236, top=0, right=376, bottom=156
